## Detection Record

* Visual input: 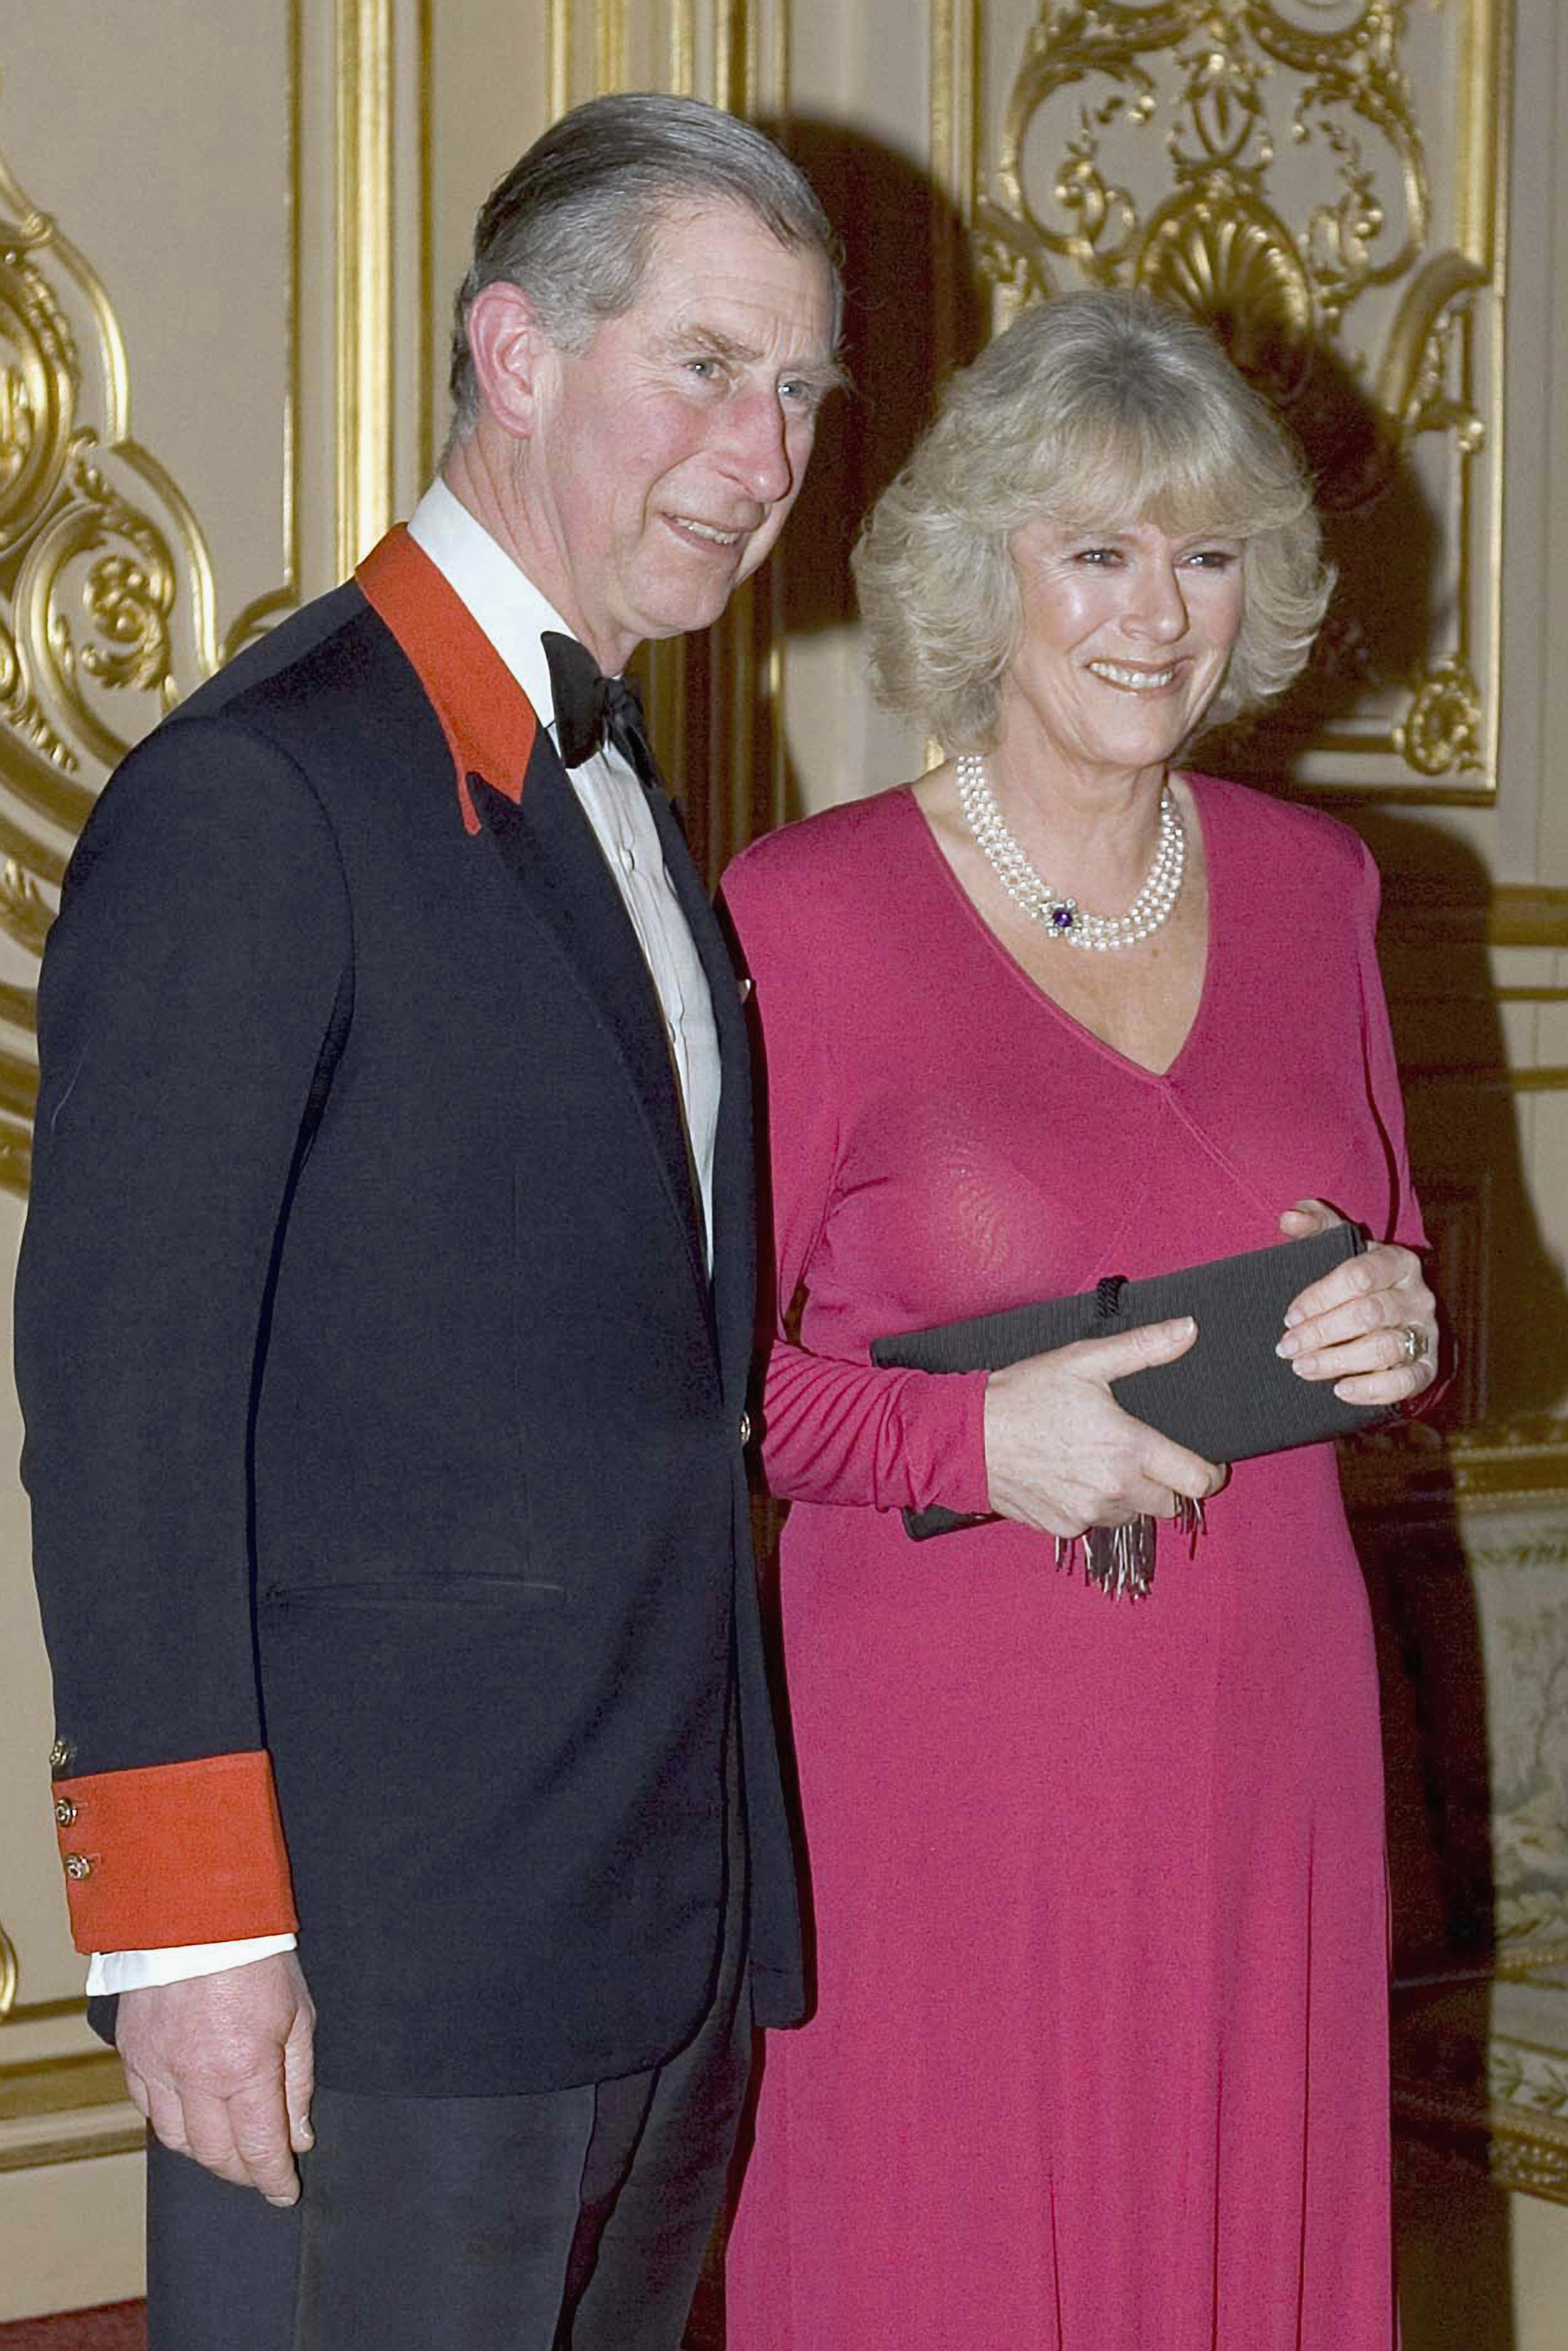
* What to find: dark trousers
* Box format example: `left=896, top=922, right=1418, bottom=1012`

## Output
left=146, top=1770, right=748, bottom=2349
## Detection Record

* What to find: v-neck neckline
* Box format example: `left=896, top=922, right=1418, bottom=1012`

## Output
left=900, top=772, right=1219, bottom=1086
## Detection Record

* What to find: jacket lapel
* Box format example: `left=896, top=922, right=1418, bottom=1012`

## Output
left=639, top=787, right=755, bottom=1381
left=473, top=751, right=711, bottom=1296
left=356, top=527, right=712, bottom=1302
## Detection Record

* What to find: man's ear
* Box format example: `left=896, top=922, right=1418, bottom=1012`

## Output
left=465, top=281, right=552, bottom=439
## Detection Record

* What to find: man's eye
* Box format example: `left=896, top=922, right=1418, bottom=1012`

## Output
left=686, top=356, right=722, bottom=381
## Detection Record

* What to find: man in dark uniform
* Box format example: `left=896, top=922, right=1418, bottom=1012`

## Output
left=18, top=91, right=841, bottom=2351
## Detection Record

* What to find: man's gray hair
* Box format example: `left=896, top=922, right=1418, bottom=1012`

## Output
left=449, top=92, right=842, bottom=431
left=853, top=288, right=1334, bottom=750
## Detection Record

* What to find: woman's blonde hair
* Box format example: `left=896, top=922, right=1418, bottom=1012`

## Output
left=852, top=288, right=1333, bottom=750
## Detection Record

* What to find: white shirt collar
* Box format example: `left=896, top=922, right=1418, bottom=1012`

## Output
left=406, top=477, right=578, bottom=733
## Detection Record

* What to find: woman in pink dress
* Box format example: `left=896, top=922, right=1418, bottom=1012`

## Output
left=722, top=291, right=1439, bottom=2350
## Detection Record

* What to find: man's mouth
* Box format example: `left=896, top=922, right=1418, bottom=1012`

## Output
left=1085, top=659, right=1182, bottom=692
left=668, top=515, right=744, bottom=549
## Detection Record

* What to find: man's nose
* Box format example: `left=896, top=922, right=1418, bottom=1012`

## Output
left=715, top=389, right=795, bottom=505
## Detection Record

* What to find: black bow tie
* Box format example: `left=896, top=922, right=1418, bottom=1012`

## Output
left=542, top=631, right=661, bottom=792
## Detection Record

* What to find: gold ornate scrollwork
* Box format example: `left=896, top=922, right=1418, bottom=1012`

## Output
left=0, top=103, right=242, bottom=1196
left=0, top=857, right=51, bottom=958
left=980, top=0, right=1504, bottom=795
left=1397, top=653, right=1483, bottom=777
left=0, top=152, right=220, bottom=806
left=0, top=245, right=76, bottom=548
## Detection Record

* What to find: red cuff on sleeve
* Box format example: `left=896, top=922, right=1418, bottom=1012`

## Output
left=50, top=1749, right=299, bottom=1952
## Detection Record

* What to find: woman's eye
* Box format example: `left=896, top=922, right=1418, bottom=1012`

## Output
left=1074, top=546, right=1121, bottom=566
left=1186, top=549, right=1238, bottom=571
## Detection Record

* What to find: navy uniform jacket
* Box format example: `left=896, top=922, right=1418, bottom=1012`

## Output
left=16, top=527, right=804, bottom=2094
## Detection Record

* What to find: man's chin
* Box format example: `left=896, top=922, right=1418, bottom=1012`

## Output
left=636, top=578, right=748, bottom=643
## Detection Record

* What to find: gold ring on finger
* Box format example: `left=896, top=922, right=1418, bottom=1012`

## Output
left=1398, top=1324, right=1429, bottom=1366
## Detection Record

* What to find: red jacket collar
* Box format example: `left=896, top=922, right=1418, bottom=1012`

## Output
left=356, top=523, right=539, bottom=835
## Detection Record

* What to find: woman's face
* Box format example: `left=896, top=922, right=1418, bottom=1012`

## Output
left=998, top=516, right=1245, bottom=787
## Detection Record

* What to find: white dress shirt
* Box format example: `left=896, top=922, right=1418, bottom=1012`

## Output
left=89, top=481, right=723, bottom=1995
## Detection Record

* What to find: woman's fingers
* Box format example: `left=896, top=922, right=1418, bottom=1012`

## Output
left=1061, top=1312, right=1200, bottom=1379
left=1278, top=1197, right=1338, bottom=1242
left=1278, top=1230, right=1436, bottom=1395
left=983, top=1320, right=1222, bottom=1538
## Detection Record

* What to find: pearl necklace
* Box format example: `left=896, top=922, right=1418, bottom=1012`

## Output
left=955, top=753, right=1185, bottom=952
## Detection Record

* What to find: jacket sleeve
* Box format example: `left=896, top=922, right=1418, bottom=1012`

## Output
left=17, top=715, right=353, bottom=1951
left=721, top=849, right=991, bottom=1519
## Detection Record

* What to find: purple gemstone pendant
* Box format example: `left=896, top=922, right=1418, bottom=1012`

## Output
left=1050, top=901, right=1076, bottom=932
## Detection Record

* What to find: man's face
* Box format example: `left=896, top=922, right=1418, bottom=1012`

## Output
left=517, top=203, right=838, bottom=670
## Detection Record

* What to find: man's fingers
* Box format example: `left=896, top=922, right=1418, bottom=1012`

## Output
left=120, top=2061, right=152, bottom=2126
left=143, top=2079, right=190, bottom=2158
left=284, top=2006, right=315, bottom=2154
left=226, top=2079, right=302, bottom=2204
left=172, top=2088, right=251, bottom=2186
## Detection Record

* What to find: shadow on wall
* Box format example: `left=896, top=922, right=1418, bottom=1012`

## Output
left=769, top=114, right=991, bottom=654
left=1396, top=2146, right=1520, bottom=2351
left=675, top=119, right=991, bottom=882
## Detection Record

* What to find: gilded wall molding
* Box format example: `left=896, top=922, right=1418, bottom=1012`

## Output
left=0, top=2048, right=143, bottom=2174
left=337, top=0, right=397, bottom=573
left=931, top=0, right=982, bottom=384
left=0, top=1920, right=16, bottom=2021
left=975, top=1, right=1508, bottom=802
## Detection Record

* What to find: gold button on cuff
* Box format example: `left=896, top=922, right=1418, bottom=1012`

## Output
left=63, top=1853, right=92, bottom=1881
left=737, top=1411, right=752, bottom=1447
left=53, top=1798, right=78, bottom=1827
left=49, top=1737, right=73, bottom=1773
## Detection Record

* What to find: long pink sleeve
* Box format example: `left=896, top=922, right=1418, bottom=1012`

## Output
left=722, top=843, right=992, bottom=1518
left=1352, top=836, right=1426, bottom=1252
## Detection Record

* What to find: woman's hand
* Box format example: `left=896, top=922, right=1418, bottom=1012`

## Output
left=1275, top=1197, right=1439, bottom=1407
left=983, top=1314, right=1225, bottom=1539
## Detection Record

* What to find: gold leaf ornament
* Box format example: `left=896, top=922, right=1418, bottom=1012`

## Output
left=1397, top=654, right=1483, bottom=778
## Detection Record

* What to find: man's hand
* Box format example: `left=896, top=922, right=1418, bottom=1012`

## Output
left=117, top=1951, right=315, bottom=2204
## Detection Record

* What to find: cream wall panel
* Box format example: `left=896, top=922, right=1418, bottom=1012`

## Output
left=1, top=6, right=295, bottom=643
left=425, top=2, right=552, bottom=472
left=0, top=2148, right=143, bottom=2325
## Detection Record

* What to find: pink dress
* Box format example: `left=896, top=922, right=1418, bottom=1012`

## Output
left=720, top=777, right=1418, bottom=2351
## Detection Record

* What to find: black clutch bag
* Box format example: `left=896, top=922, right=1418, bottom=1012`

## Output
left=870, top=1224, right=1385, bottom=1541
